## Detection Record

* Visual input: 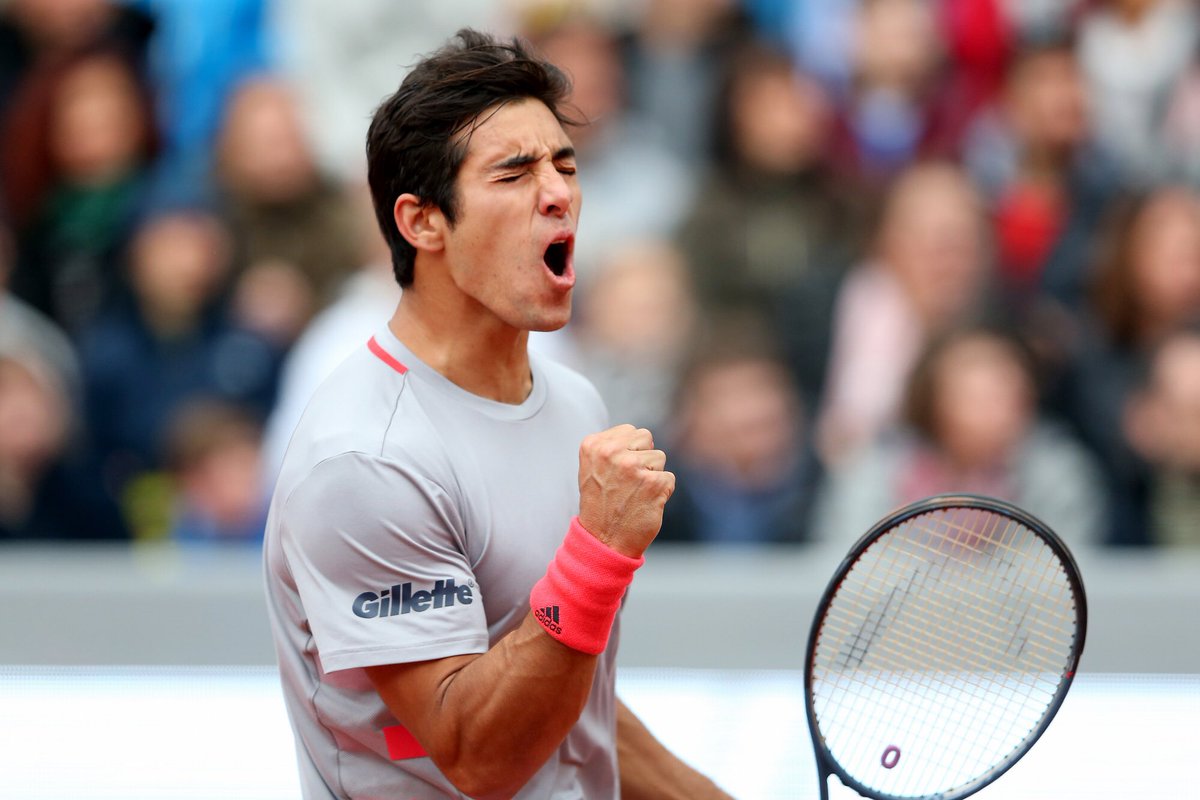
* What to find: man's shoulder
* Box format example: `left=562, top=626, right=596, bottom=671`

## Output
left=277, top=345, right=441, bottom=482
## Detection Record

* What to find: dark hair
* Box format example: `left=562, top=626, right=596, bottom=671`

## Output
left=711, top=41, right=799, bottom=169
left=1088, top=187, right=1200, bottom=347
left=903, top=323, right=1040, bottom=440
left=165, top=399, right=262, bottom=473
left=366, top=28, right=577, bottom=287
left=672, top=308, right=798, bottom=410
left=0, top=44, right=159, bottom=230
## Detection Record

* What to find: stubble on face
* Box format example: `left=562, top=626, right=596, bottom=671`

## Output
left=440, top=99, right=582, bottom=335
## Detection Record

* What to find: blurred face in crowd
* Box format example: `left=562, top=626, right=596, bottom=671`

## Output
left=182, top=435, right=264, bottom=532
left=1133, top=334, right=1200, bottom=472
left=641, top=0, right=738, bottom=44
left=680, top=356, right=802, bottom=488
left=219, top=78, right=318, bottom=203
left=878, top=164, right=987, bottom=327
left=0, top=356, right=69, bottom=478
left=231, top=259, right=316, bottom=345
left=10, top=0, right=111, bottom=50
left=928, top=335, right=1035, bottom=470
left=582, top=240, right=696, bottom=361
left=1129, top=188, right=1200, bottom=333
left=730, top=63, right=831, bottom=176
left=1008, top=47, right=1090, bottom=154
left=854, top=0, right=940, bottom=94
left=50, top=53, right=150, bottom=183
left=129, top=212, right=231, bottom=328
left=533, top=21, right=622, bottom=149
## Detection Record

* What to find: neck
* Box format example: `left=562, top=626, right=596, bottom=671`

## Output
left=389, top=287, right=533, bottom=405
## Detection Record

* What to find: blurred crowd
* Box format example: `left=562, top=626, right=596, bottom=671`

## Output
left=1, top=0, right=1199, bottom=549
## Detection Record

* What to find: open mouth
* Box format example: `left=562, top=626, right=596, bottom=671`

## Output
left=544, top=240, right=570, bottom=277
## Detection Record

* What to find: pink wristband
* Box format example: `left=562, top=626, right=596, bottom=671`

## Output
left=529, top=516, right=644, bottom=655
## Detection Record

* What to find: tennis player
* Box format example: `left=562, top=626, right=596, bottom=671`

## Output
left=263, top=29, right=732, bottom=799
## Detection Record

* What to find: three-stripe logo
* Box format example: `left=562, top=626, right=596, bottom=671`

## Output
left=534, top=604, right=562, bottom=634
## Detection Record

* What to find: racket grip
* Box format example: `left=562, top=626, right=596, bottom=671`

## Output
left=529, top=516, right=644, bottom=655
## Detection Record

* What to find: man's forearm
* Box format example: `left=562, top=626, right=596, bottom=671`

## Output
left=368, top=613, right=598, bottom=799
left=617, top=698, right=735, bottom=800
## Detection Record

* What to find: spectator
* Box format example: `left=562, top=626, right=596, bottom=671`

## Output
left=0, top=349, right=126, bottom=540
left=812, top=324, right=1106, bottom=549
left=1077, top=0, right=1198, bottom=185
left=677, top=43, right=857, bottom=304
left=214, top=75, right=361, bottom=345
left=815, top=160, right=991, bottom=466
left=1067, top=186, right=1200, bottom=544
left=825, top=0, right=963, bottom=188
left=2, top=46, right=159, bottom=333
left=937, top=0, right=1014, bottom=122
left=962, top=32, right=1119, bottom=313
left=622, top=0, right=749, bottom=167
left=1125, top=326, right=1200, bottom=547
left=79, top=203, right=280, bottom=538
left=0, top=0, right=154, bottom=114
left=554, top=237, right=698, bottom=441
left=0, top=215, right=80, bottom=395
left=675, top=42, right=863, bottom=405
left=165, top=399, right=267, bottom=543
left=130, top=0, right=274, bottom=186
left=658, top=317, right=816, bottom=545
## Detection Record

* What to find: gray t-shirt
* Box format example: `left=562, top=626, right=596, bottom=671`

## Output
left=264, top=325, right=616, bottom=799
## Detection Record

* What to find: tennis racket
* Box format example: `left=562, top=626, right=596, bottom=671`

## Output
left=804, top=494, right=1086, bottom=800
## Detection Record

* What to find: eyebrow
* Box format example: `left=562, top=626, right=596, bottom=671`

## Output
left=490, top=146, right=576, bottom=172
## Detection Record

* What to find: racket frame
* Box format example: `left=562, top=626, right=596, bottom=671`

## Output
left=803, top=493, right=1088, bottom=800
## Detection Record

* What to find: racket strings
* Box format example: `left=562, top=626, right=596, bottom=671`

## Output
left=811, top=506, right=1080, bottom=798
left=816, top=515, right=1070, bottom=791
left=820, top=512, right=1069, bottom=781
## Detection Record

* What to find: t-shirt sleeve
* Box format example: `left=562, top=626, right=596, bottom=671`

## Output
left=278, top=451, right=488, bottom=673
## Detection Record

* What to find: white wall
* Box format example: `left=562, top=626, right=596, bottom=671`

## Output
left=0, top=543, right=1196, bottom=673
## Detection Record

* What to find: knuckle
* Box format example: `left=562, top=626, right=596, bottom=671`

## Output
left=604, top=439, right=628, bottom=461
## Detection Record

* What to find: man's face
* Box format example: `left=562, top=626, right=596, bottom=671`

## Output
left=439, top=98, right=581, bottom=333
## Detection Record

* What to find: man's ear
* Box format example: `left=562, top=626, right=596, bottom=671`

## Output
left=393, top=193, right=445, bottom=253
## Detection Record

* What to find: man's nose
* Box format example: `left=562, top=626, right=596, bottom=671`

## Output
left=538, top=170, right=572, bottom=218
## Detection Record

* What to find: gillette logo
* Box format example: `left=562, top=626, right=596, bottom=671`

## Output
left=352, top=579, right=473, bottom=619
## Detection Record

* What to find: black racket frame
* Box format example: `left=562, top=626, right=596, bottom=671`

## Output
left=803, top=494, right=1088, bottom=800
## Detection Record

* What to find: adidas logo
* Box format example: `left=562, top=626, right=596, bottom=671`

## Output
left=534, top=605, right=562, bottom=634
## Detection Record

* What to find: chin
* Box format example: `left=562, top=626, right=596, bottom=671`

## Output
left=527, top=315, right=571, bottom=334
left=522, top=301, right=573, bottom=333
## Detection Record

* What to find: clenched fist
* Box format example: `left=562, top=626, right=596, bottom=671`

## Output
left=577, top=424, right=675, bottom=558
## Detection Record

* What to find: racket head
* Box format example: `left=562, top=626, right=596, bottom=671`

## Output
left=804, top=494, right=1087, bottom=800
